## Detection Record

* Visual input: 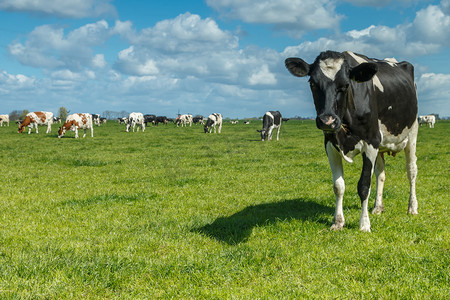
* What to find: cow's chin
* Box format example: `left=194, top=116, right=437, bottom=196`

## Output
left=316, top=117, right=341, bottom=132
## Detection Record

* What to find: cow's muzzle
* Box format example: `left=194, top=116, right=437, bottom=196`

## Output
left=316, top=114, right=341, bottom=132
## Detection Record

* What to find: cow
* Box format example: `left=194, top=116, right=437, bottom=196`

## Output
left=144, top=114, right=156, bottom=126
left=155, top=116, right=168, bottom=125
left=243, top=121, right=250, bottom=125
left=58, top=113, right=93, bottom=138
left=418, top=115, right=435, bottom=128
left=0, top=114, right=9, bottom=126
left=53, top=117, right=61, bottom=124
left=204, top=113, right=223, bottom=133
left=126, top=112, right=145, bottom=132
left=118, top=117, right=128, bottom=124
left=285, top=50, right=418, bottom=232
left=18, top=111, right=54, bottom=134
left=92, top=114, right=101, bottom=126
left=231, top=120, right=239, bottom=124
left=193, top=115, right=205, bottom=125
left=257, top=111, right=282, bottom=141
left=177, top=114, right=193, bottom=127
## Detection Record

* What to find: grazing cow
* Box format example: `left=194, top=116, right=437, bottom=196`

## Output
left=285, top=50, right=418, bottom=232
left=243, top=121, right=250, bottom=125
left=257, top=111, right=282, bottom=141
left=58, top=113, right=93, bottom=138
left=126, top=112, right=145, bottom=132
left=418, top=115, right=435, bottom=128
left=231, top=120, right=239, bottom=124
left=177, top=114, right=193, bottom=127
left=193, top=115, right=205, bottom=125
left=0, top=114, right=9, bottom=126
left=155, top=116, right=168, bottom=125
left=100, top=117, right=107, bottom=124
left=118, top=117, right=128, bottom=124
left=144, top=114, right=156, bottom=126
left=204, top=113, right=223, bottom=133
left=18, top=111, right=54, bottom=134
left=92, top=114, right=101, bottom=126
left=53, top=117, right=61, bottom=124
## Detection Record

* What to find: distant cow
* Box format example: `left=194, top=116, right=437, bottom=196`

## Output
left=58, top=113, right=93, bottom=138
left=118, top=117, right=128, bottom=124
left=0, top=114, right=9, bottom=126
left=92, top=114, right=101, bottom=126
left=286, top=50, right=418, bottom=232
left=177, top=114, right=193, bottom=127
left=18, top=111, right=53, bottom=134
left=193, top=115, right=205, bottom=125
left=53, top=117, right=61, bottom=124
left=155, top=116, right=168, bottom=126
left=258, top=111, right=282, bottom=141
left=231, top=120, right=239, bottom=124
left=144, top=114, right=156, bottom=126
left=418, top=115, right=435, bottom=128
left=204, top=113, right=223, bottom=133
left=243, top=121, right=250, bottom=125
left=126, top=112, right=145, bottom=132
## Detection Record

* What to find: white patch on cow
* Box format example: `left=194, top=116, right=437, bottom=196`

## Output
left=346, top=51, right=368, bottom=64
left=372, top=75, right=384, bottom=92
left=384, top=57, right=398, bottom=67
left=339, top=140, right=364, bottom=163
left=388, top=106, right=393, bottom=110
left=319, top=58, right=344, bottom=81
left=378, top=120, right=412, bottom=154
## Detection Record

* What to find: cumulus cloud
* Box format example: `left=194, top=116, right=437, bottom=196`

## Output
left=206, top=0, right=342, bottom=38
left=0, top=0, right=117, bottom=18
left=417, top=72, right=450, bottom=115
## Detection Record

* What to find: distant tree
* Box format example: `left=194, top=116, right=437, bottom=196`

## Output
left=58, top=107, right=69, bottom=120
left=19, top=110, right=29, bottom=120
left=9, top=110, right=21, bottom=121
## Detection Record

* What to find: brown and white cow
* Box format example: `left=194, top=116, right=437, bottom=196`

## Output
left=58, top=113, right=93, bottom=138
left=0, top=114, right=9, bottom=126
left=18, top=111, right=53, bottom=134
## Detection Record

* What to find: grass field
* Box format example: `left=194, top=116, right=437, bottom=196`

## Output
left=0, top=119, right=448, bottom=298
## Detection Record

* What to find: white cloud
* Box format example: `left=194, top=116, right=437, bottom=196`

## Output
left=413, top=4, right=450, bottom=47
left=206, top=0, right=342, bottom=38
left=417, top=72, right=450, bottom=115
left=248, top=64, right=277, bottom=86
left=0, top=0, right=117, bottom=18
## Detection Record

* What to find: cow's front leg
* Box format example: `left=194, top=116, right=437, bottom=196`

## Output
left=373, top=153, right=385, bottom=214
left=358, top=146, right=378, bottom=232
left=326, top=142, right=345, bottom=230
left=74, top=127, right=79, bottom=138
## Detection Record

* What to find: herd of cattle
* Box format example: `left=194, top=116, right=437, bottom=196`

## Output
left=0, top=50, right=443, bottom=232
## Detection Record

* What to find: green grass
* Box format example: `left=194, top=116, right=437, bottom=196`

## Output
left=0, top=120, right=448, bottom=299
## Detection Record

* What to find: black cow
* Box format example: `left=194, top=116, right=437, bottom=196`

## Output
left=285, top=50, right=418, bottom=232
left=193, top=115, right=204, bottom=125
left=155, top=116, right=167, bottom=125
left=257, top=111, right=282, bottom=141
left=144, top=114, right=156, bottom=126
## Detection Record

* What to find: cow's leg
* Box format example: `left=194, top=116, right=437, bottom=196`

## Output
left=358, top=146, right=378, bottom=232
left=28, top=125, right=32, bottom=134
left=372, top=153, right=385, bottom=214
left=267, top=127, right=274, bottom=141
left=276, top=125, right=281, bottom=141
left=74, top=127, right=79, bottom=138
left=326, top=142, right=345, bottom=230
left=47, top=123, right=51, bottom=133
left=90, top=126, right=94, bottom=137
left=406, top=122, right=418, bottom=214
left=82, top=128, right=87, bottom=138
left=218, top=123, right=222, bottom=133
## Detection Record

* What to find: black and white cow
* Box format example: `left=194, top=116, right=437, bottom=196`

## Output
left=285, top=50, right=418, bottom=232
left=257, top=111, right=282, bottom=141
left=144, top=114, right=156, bottom=126
left=418, top=115, right=435, bottom=128
left=155, top=116, right=168, bottom=125
left=204, top=113, right=222, bottom=133
left=92, top=114, right=101, bottom=126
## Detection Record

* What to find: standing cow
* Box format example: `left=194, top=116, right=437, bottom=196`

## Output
left=0, top=114, right=9, bottom=126
left=204, top=113, right=223, bottom=133
left=126, top=112, right=145, bottom=132
left=257, top=111, right=282, bottom=141
left=18, top=111, right=53, bottom=134
left=177, top=114, right=193, bottom=127
left=285, top=50, right=418, bottom=232
left=418, top=115, right=435, bottom=128
left=58, top=113, right=93, bottom=138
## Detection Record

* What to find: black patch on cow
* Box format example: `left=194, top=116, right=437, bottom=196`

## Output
left=358, top=153, right=373, bottom=202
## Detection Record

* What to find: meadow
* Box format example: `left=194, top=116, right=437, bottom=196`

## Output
left=0, top=119, right=448, bottom=299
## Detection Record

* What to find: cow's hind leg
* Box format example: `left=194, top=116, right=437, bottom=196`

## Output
left=358, top=145, right=378, bottom=232
left=326, top=142, right=345, bottom=230
left=372, top=153, right=385, bottom=214
left=406, top=121, right=418, bottom=214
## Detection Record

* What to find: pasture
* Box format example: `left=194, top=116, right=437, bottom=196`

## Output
left=0, top=120, right=448, bottom=298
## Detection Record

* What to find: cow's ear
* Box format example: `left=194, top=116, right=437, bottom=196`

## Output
left=285, top=57, right=310, bottom=77
left=349, top=62, right=378, bottom=82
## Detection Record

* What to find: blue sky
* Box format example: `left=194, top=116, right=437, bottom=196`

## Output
left=0, top=0, right=449, bottom=119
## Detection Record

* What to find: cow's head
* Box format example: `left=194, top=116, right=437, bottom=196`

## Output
left=256, top=129, right=267, bottom=141
left=58, top=126, right=66, bottom=138
left=18, top=124, right=25, bottom=133
left=285, top=51, right=378, bottom=132
left=204, top=119, right=213, bottom=133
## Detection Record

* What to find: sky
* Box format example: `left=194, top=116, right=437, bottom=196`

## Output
left=0, top=0, right=449, bottom=119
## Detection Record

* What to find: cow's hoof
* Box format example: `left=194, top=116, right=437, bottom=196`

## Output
left=330, top=222, right=345, bottom=231
left=372, top=206, right=384, bottom=215
left=359, top=225, right=371, bottom=232
left=408, top=208, right=418, bottom=215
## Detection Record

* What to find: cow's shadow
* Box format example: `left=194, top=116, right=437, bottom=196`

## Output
left=192, top=198, right=334, bottom=245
